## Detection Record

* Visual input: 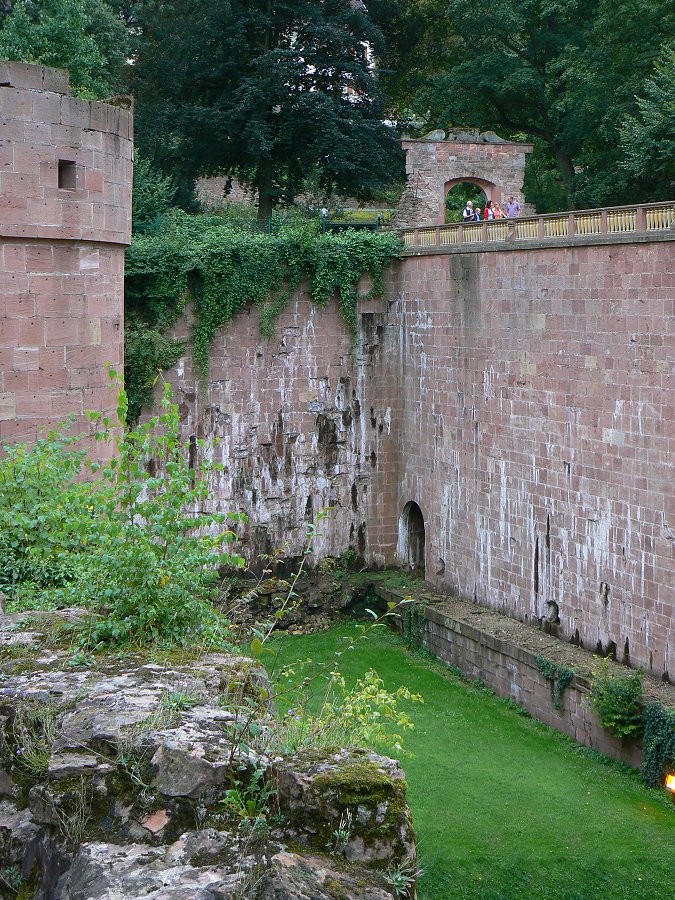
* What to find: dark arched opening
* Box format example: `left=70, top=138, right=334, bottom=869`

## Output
left=398, top=501, right=426, bottom=571
left=444, top=177, right=495, bottom=224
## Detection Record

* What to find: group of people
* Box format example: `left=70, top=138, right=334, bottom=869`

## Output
left=462, top=196, right=521, bottom=222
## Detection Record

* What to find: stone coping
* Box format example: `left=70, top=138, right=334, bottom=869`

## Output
left=371, top=581, right=675, bottom=711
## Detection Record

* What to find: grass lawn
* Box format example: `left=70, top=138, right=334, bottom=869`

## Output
left=266, top=623, right=674, bottom=900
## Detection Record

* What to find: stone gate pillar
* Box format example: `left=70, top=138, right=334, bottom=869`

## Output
left=394, top=132, right=533, bottom=228
left=0, top=61, right=132, bottom=457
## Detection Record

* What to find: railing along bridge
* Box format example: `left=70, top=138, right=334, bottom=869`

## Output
left=400, top=201, right=675, bottom=252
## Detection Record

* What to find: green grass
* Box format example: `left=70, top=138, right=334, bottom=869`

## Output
left=266, top=623, right=674, bottom=900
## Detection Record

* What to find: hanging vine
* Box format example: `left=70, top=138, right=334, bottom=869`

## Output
left=536, top=655, right=575, bottom=711
left=641, top=702, right=675, bottom=787
left=124, top=212, right=402, bottom=419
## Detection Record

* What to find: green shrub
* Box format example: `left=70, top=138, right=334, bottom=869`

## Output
left=0, top=376, right=244, bottom=647
left=641, top=702, right=675, bottom=787
left=0, top=423, right=92, bottom=606
left=589, top=660, right=644, bottom=738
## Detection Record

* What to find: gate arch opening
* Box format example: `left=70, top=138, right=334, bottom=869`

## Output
left=398, top=501, right=426, bottom=571
left=444, top=178, right=496, bottom=224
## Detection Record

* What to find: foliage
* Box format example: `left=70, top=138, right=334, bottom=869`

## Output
left=270, top=667, right=422, bottom=756
left=123, top=320, right=185, bottom=425
left=620, top=43, right=675, bottom=201
left=589, top=660, right=644, bottom=739
left=535, top=656, right=574, bottom=711
left=132, top=152, right=179, bottom=233
left=0, top=424, right=92, bottom=606
left=407, top=0, right=675, bottom=208
left=0, top=0, right=129, bottom=97
left=130, top=0, right=405, bottom=222
left=0, top=376, right=244, bottom=646
left=641, top=702, right=675, bottom=788
left=125, top=214, right=401, bottom=390
left=222, top=766, right=274, bottom=824
left=385, top=857, right=423, bottom=899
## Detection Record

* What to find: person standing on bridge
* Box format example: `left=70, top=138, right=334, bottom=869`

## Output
left=462, top=200, right=475, bottom=221
left=505, top=196, right=521, bottom=218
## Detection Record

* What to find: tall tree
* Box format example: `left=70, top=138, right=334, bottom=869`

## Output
left=0, top=0, right=130, bottom=97
left=132, top=0, right=404, bottom=223
left=408, top=0, right=674, bottom=208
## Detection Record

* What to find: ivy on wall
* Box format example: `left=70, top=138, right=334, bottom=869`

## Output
left=535, top=655, right=575, bottom=711
left=641, top=703, right=675, bottom=787
left=124, top=213, right=402, bottom=420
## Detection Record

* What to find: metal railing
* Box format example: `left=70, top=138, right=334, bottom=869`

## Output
left=400, top=201, right=675, bottom=251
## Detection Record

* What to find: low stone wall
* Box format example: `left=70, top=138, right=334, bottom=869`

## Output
left=423, top=605, right=643, bottom=768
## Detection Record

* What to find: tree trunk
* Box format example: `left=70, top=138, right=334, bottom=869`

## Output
left=256, top=159, right=274, bottom=228
left=554, top=146, right=576, bottom=209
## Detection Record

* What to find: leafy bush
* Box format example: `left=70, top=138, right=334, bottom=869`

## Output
left=0, top=376, right=244, bottom=647
left=270, top=669, right=422, bottom=755
left=589, top=660, right=644, bottom=738
left=0, top=424, right=92, bottom=607
left=641, top=702, right=675, bottom=787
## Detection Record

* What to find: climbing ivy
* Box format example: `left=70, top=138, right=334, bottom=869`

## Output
left=400, top=602, right=426, bottom=649
left=641, top=703, right=675, bottom=787
left=589, top=660, right=644, bottom=738
left=535, top=656, right=575, bottom=711
left=124, top=212, right=402, bottom=417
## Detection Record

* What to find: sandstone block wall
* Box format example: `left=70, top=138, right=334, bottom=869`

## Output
left=0, top=61, right=132, bottom=449
left=153, top=291, right=398, bottom=564
left=380, top=241, right=674, bottom=680
left=395, top=139, right=533, bottom=229
left=423, top=605, right=643, bottom=768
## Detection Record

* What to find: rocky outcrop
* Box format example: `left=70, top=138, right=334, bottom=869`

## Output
left=0, top=615, right=417, bottom=899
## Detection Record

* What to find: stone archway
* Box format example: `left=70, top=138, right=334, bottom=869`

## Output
left=444, top=176, right=496, bottom=203
left=394, top=134, right=534, bottom=228
left=398, top=501, right=426, bottom=571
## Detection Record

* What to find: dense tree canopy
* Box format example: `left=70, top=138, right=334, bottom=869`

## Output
left=0, top=0, right=129, bottom=97
left=131, top=0, right=404, bottom=222
left=395, top=0, right=675, bottom=208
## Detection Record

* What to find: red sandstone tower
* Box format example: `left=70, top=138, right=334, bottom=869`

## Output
left=0, top=61, right=132, bottom=452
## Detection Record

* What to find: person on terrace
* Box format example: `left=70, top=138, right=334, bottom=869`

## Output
left=505, top=196, right=521, bottom=217
left=462, top=200, right=475, bottom=221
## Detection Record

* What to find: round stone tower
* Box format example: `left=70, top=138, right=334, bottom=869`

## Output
left=0, top=60, right=132, bottom=452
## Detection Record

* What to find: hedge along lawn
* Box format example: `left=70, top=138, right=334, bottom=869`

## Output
left=266, top=623, right=674, bottom=900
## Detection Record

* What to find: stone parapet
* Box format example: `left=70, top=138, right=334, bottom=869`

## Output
left=0, top=60, right=132, bottom=245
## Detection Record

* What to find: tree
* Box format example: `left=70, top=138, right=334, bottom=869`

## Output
left=131, top=0, right=404, bottom=224
left=619, top=43, right=675, bottom=201
left=0, top=0, right=130, bottom=97
left=408, top=0, right=674, bottom=208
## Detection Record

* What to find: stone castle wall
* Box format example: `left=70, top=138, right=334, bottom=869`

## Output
left=0, top=61, right=132, bottom=448
left=156, top=234, right=673, bottom=680
left=377, top=240, right=674, bottom=680
left=152, top=290, right=398, bottom=564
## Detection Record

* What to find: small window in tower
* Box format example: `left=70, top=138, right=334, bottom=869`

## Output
left=58, top=160, right=77, bottom=190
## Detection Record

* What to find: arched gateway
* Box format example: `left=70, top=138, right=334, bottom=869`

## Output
left=398, top=501, right=426, bottom=571
left=394, top=132, right=533, bottom=228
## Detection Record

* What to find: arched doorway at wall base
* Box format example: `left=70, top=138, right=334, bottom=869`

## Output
left=398, top=501, right=426, bottom=572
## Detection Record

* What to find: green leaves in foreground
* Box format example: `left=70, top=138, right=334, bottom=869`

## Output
left=0, top=375, right=244, bottom=647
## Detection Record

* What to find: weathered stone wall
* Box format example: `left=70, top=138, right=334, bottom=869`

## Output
left=156, top=234, right=673, bottom=680
left=423, top=605, right=644, bottom=768
left=380, top=239, right=674, bottom=680
left=394, top=138, right=533, bottom=229
left=0, top=61, right=132, bottom=449
left=154, top=289, right=398, bottom=564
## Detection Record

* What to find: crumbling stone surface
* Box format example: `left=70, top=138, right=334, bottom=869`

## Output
left=0, top=624, right=415, bottom=899
left=393, top=137, right=534, bottom=228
